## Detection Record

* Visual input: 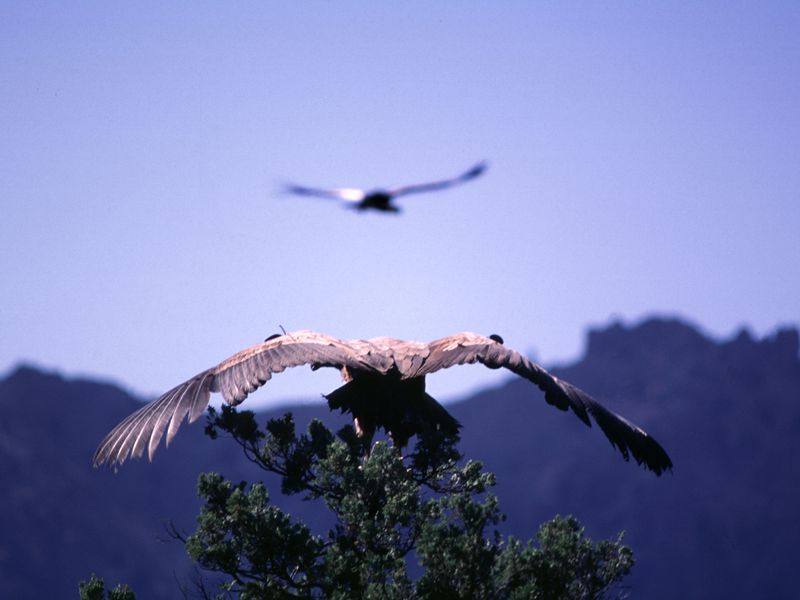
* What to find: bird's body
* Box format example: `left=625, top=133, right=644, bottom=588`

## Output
left=326, top=368, right=459, bottom=448
left=284, top=161, right=487, bottom=213
left=353, top=192, right=397, bottom=213
left=93, top=330, right=673, bottom=475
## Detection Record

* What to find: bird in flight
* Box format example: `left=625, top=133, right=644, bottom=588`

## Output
left=284, top=161, right=488, bottom=213
left=93, top=330, right=672, bottom=475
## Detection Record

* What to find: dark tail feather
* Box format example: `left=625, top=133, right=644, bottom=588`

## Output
left=417, top=392, right=461, bottom=436
left=325, top=380, right=460, bottom=447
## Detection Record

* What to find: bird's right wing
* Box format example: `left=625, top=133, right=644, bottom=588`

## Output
left=387, top=161, right=488, bottom=198
left=284, top=183, right=366, bottom=203
left=410, top=332, right=673, bottom=476
left=93, top=331, right=389, bottom=468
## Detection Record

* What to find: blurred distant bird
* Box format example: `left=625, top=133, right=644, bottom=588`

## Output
left=93, top=330, right=672, bottom=475
left=284, top=161, right=488, bottom=213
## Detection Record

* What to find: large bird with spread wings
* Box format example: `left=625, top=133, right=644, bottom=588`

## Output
left=93, top=330, right=672, bottom=475
left=284, top=161, right=487, bottom=213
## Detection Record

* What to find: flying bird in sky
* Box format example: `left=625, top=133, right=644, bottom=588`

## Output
left=284, top=161, right=488, bottom=213
left=93, top=330, right=673, bottom=475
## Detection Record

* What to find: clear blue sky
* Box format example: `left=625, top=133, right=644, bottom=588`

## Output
left=2, top=3, right=798, bottom=407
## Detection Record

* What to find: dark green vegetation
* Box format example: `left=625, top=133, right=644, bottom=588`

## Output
left=3, top=318, right=799, bottom=598
left=78, top=575, right=134, bottom=600
left=165, top=407, right=634, bottom=598
left=78, top=408, right=635, bottom=599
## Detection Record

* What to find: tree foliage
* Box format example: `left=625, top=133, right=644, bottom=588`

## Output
left=78, top=575, right=135, bottom=600
left=84, top=405, right=633, bottom=598
left=173, top=406, right=634, bottom=599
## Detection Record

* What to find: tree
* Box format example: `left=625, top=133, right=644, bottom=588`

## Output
left=78, top=575, right=135, bottom=600
left=171, top=406, right=634, bottom=599
left=84, top=406, right=633, bottom=598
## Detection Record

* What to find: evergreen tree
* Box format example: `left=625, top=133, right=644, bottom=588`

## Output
left=78, top=575, right=135, bottom=600
left=174, top=406, right=633, bottom=599
left=84, top=406, right=633, bottom=598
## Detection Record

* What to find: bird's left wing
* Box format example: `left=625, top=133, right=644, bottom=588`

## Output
left=93, top=331, right=388, bottom=468
left=409, top=332, right=673, bottom=475
left=386, top=161, right=488, bottom=198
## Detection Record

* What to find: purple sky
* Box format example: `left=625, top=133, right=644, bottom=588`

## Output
left=2, top=3, right=798, bottom=408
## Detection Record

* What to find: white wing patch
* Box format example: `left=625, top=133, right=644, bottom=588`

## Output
left=330, top=188, right=366, bottom=202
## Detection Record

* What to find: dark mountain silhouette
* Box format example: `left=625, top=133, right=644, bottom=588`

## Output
left=1, top=316, right=798, bottom=598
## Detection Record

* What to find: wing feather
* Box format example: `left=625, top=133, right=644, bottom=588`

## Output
left=92, top=370, right=214, bottom=468
left=108, top=386, right=184, bottom=463
left=411, top=332, right=673, bottom=475
left=93, top=331, right=385, bottom=467
left=168, top=371, right=213, bottom=444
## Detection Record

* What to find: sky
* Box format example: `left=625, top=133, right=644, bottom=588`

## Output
left=2, top=2, right=798, bottom=408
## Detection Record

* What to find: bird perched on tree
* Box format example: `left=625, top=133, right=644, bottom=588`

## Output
left=284, top=161, right=487, bottom=213
left=93, top=330, right=672, bottom=475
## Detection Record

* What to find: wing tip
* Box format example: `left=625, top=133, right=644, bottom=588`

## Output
left=602, top=427, right=674, bottom=476
left=469, top=160, right=489, bottom=176
left=550, top=379, right=673, bottom=477
left=92, top=444, right=126, bottom=470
